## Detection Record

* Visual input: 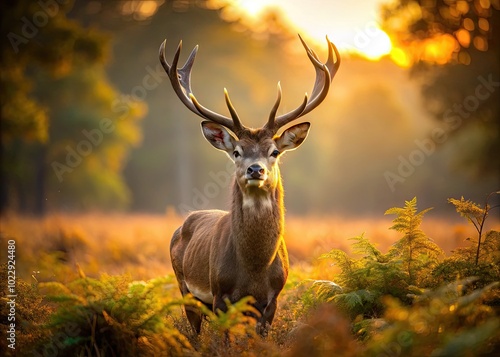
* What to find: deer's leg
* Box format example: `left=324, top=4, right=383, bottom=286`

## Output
left=184, top=287, right=211, bottom=335
left=213, top=294, right=228, bottom=315
left=257, top=296, right=278, bottom=336
left=185, top=304, right=203, bottom=334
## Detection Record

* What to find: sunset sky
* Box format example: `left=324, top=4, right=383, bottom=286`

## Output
left=212, top=0, right=393, bottom=60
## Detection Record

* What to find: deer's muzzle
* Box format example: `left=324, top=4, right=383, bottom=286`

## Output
left=246, top=164, right=267, bottom=187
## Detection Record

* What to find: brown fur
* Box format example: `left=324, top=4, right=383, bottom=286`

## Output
left=163, top=35, right=339, bottom=336
left=170, top=128, right=296, bottom=335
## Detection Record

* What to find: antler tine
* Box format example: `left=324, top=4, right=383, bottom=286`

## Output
left=159, top=39, right=242, bottom=133
left=267, top=82, right=282, bottom=128
left=268, top=35, right=340, bottom=133
left=266, top=82, right=308, bottom=132
left=224, top=88, right=243, bottom=132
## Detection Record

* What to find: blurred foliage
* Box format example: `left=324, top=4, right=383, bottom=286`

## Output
left=382, top=0, right=499, bottom=63
left=0, top=263, right=53, bottom=356
left=1, top=0, right=498, bottom=215
left=365, top=278, right=500, bottom=357
left=1, top=0, right=107, bottom=144
left=38, top=272, right=191, bottom=356
left=0, top=0, right=145, bottom=214
left=382, top=0, right=500, bottom=180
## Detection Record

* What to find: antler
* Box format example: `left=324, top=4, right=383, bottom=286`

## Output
left=159, top=40, right=245, bottom=135
left=265, top=35, right=340, bottom=133
left=159, top=35, right=340, bottom=136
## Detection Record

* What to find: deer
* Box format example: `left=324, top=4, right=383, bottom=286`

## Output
left=159, top=34, right=340, bottom=335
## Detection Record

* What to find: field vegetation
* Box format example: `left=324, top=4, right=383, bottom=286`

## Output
left=1, top=194, right=499, bottom=356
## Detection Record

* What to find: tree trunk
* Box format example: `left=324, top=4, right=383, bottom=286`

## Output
left=33, top=144, right=46, bottom=216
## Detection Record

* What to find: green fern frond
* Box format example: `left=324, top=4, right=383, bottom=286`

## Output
left=349, top=233, right=385, bottom=262
left=385, top=197, right=442, bottom=286
left=35, top=271, right=192, bottom=356
left=39, top=281, right=88, bottom=305
left=448, top=197, right=486, bottom=225
left=333, top=291, right=364, bottom=309
left=208, top=296, right=259, bottom=337
left=309, top=279, right=343, bottom=302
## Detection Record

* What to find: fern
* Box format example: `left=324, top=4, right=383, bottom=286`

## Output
left=330, top=290, right=377, bottom=319
left=207, top=296, right=260, bottom=337
left=37, top=273, right=192, bottom=356
left=319, top=248, right=358, bottom=289
left=448, top=192, right=500, bottom=266
left=431, top=193, right=500, bottom=296
left=385, top=197, right=442, bottom=286
left=350, top=234, right=386, bottom=263
left=365, top=278, right=500, bottom=357
left=317, top=233, right=409, bottom=318
left=0, top=264, right=53, bottom=357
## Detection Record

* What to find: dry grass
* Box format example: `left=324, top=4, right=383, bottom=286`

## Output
left=0, top=211, right=182, bottom=281
left=1, top=211, right=496, bottom=282
left=1, top=210, right=498, bottom=356
left=284, top=214, right=494, bottom=261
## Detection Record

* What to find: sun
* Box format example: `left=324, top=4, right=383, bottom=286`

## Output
left=237, top=0, right=271, bottom=18
left=211, top=0, right=394, bottom=62
left=357, top=30, right=393, bottom=61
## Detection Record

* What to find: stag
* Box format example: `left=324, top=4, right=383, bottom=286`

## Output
left=160, top=35, right=340, bottom=335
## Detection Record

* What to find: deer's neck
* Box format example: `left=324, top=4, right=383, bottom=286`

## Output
left=230, top=174, right=285, bottom=271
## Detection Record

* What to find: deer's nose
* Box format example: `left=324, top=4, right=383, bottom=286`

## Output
left=247, top=164, right=265, bottom=179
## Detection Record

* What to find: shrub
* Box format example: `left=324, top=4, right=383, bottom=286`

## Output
left=311, top=198, right=441, bottom=319
left=0, top=263, right=53, bottom=357
left=364, top=278, right=500, bottom=357
left=432, top=193, right=500, bottom=298
left=36, top=269, right=191, bottom=356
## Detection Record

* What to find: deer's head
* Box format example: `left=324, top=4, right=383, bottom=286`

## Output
left=159, top=35, right=340, bottom=196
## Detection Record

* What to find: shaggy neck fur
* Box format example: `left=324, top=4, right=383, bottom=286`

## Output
left=230, top=169, right=285, bottom=271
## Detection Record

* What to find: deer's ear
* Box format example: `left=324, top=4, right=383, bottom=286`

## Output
left=201, top=121, right=237, bottom=152
left=275, top=122, right=310, bottom=152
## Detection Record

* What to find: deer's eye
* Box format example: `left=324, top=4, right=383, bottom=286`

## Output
left=271, top=149, right=280, bottom=158
left=233, top=150, right=241, bottom=158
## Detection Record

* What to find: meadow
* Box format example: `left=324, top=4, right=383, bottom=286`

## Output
left=1, top=196, right=499, bottom=356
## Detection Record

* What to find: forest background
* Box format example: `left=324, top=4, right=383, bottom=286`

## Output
left=2, top=0, right=498, bottom=218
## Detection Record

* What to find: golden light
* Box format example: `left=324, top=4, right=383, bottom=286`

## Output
left=473, top=35, right=488, bottom=51
left=120, top=0, right=163, bottom=20
left=236, top=0, right=271, bottom=18
left=389, top=33, right=459, bottom=68
left=426, top=34, right=458, bottom=64
left=456, top=29, right=471, bottom=47
left=210, top=0, right=394, bottom=62
left=358, top=30, right=393, bottom=61
left=478, top=18, right=490, bottom=31
left=390, top=47, right=412, bottom=68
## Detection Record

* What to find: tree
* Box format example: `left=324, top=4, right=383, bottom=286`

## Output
left=382, top=0, right=500, bottom=180
left=0, top=0, right=145, bottom=213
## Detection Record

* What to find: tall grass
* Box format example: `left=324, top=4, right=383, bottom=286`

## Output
left=1, top=211, right=491, bottom=282
left=1, top=200, right=499, bottom=356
